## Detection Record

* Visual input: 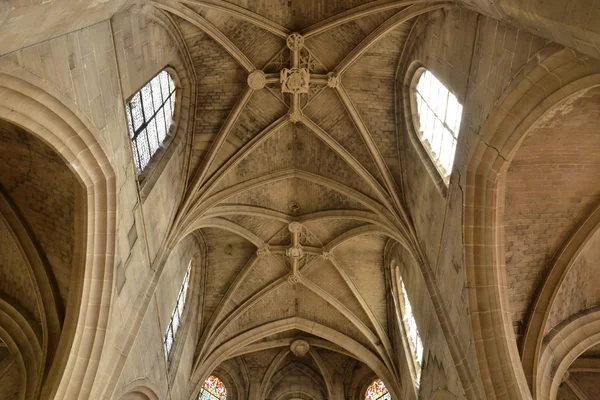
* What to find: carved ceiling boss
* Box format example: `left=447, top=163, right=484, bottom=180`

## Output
left=280, top=67, right=310, bottom=94
left=246, top=32, right=335, bottom=123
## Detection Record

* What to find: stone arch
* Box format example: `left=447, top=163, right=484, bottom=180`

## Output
left=266, top=361, right=327, bottom=400
left=536, top=307, right=600, bottom=400
left=520, top=202, right=600, bottom=397
left=354, top=374, right=380, bottom=400
left=195, top=374, right=231, bottom=400
left=124, top=3, right=197, bottom=204
left=464, top=45, right=600, bottom=400
left=0, top=296, right=43, bottom=400
left=211, top=363, right=243, bottom=400
left=275, top=391, right=318, bottom=400
left=0, top=70, right=117, bottom=399
left=165, top=233, right=207, bottom=379
left=119, top=383, right=160, bottom=400
left=189, top=317, right=401, bottom=400
left=0, top=187, right=62, bottom=389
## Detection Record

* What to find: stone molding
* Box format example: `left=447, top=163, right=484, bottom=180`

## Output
left=0, top=69, right=117, bottom=400
left=464, top=46, right=600, bottom=400
left=537, top=307, right=600, bottom=400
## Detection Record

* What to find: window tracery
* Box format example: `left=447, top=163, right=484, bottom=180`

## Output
left=365, top=379, right=390, bottom=400
left=163, top=261, right=191, bottom=364
left=126, top=70, right=176, bottom=173
left=199, top=375, right=227, bottom=400
left=413, top=69, right=462, bottom=184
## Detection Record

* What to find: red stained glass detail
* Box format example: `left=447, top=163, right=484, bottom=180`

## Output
left=365, top=379, right=390, bottom=400
left=199, top=375, right=227, bottom=400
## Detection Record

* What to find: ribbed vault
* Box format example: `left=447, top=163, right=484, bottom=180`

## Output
left=149, top=1, right=454, bottom=399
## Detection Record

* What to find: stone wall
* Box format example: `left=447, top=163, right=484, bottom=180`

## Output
left=395, top=5, right=565, bottom=398
left=115, top=235, right=202, bottom=399
left=2, top=1, right=599, bottom=399
left=0, top=4, right=194, bottom=398
left=388, top=244, right=464, bottom=399
left=457, top=0, right=600, bottom=59
left=0, top=0, right=132, bottom=57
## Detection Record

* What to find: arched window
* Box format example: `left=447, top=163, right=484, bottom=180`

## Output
left=126, top=70, right=176, bottom=173
left=163, top=261, right=191, bottom=364
left=413, top=69, right=462, bottom=184
left=399, top=276, right=423, bottom=386
left=199, top=375, right=227, bottom=400
left=365, top=379, right=390, bottom=400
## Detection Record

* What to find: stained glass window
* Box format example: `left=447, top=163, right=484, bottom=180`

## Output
left=163, top=261, right=191, bottom=365
left=414, top=69, right=462, bottom=184
left=399, top=276, right=423, bottom=386
left=126, top=70, right=176, bottom=174
left=365, top=379, right=391, bottom=400
left=198, top=376, right=227, bottom=400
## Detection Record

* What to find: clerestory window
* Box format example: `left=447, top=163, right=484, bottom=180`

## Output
left=126, top=70, right=176, bottom=174
left=199, top=375, right=227, bottom=400
left=413, top=69, right=462, bottom=184
left=365, top=379, right=390, bottom=400
left=163, top=261, right=191, bottom=365
left=399, top=276, right=423, bottom=386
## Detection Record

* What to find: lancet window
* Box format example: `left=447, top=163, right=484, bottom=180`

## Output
left=365, top=379, right=390, bottom=400
left=399, top=276, right=424, bottom=386
left=126, top=70, right=176, bottom=173
left=414, top=69, right=463, bottom=183
left=199, top=376, right=227, bottom=400
left=163, top=261, right=191, bottom=364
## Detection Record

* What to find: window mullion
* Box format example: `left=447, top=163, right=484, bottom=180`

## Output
left=413, top=69, right=462, bottom=183
left=128, top=104, right=143, bottom=171
left=148, top=83, right=162, bottom=149
left=126, top=70, right=176, bottom=174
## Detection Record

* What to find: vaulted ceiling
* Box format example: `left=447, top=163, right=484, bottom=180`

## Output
left=149, top=0, right=445, bottom=397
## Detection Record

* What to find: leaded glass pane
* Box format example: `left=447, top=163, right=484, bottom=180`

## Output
left=199, top=376, right=227, bottom=400
left=172, top=309, right=180, bottom=333
left=130, top=93, right=144, bottom=131
left=163, top=262, right=192, bottom=362
left=125, top=70, right=176, bottom=173
left=126, top=107, right=135, bottom=139
left=135, top=134, right=150, bottom=173
left=365, top=379, right=390, bottom=400
left=446, top=94, right=461, bottom=135
left=141, top=84, right=154, bottom=117
left=168, top=72, right=175, bottom=93
left=151, top=77, right=163, bottom=108
left=414, top=69, right=462, bottom=184
left=160, top=71, right=170, bottom=100
left=131, top=142, right=141, bottom=171
left=156, top=108, right=167, bottom=143
left=149, top=119, right=162, bottom=154
left=165, top=326, right=173, bottom=356
left=177, top=293, right=185, bottom=317
left=399, top=277, right=423, bottom=387
left=164, top=99, right=173, bottom=129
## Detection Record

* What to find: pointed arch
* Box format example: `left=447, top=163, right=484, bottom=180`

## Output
left=536, top=307, right=600, bottom=400
left=189, top=317, right=401, bottom=400
left=0, top=189, right=61, bottom=375
left=464, top=46, right=600, bottom=399
left=0, top=70, right=116, bottom=400
left=149, top=0, right=255, bottom=73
